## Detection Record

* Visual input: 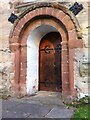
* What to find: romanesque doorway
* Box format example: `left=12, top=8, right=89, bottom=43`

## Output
left=39, top=32, right=62, bottom=92
left=9, top=2, right=83, bottom=97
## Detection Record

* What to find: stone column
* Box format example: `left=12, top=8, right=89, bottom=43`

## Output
left=61, top=41, right=70, bottom=97
left=68, top=39, right=83, bottom=97
left=9, top=43, right=20, bottom=96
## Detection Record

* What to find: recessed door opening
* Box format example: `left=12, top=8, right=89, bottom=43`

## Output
left=39, top=32, right=62, bottom=92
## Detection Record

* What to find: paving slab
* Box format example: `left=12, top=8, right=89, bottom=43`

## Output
left=2, top=110, right=30, bottom=118
left=21, top=91, right=64, bottom=107
left=2, top=102, right=51, bottom=118
left=2, top=100, right=20, bottom=110
left=45, top=107, right=74, bottom=118
left=27, top=114, right=45, bottom=118
left=0, top=92, right=74, bottom=119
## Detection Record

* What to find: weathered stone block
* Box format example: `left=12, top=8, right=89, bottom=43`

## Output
left=0, top=64, right=5, bottom=73
left=0, top=73, right=2, bottom=80
left=0, top=52, right=3, bottom=63
left=79, top=63, right=89, bottom=77
left=2, top=73, right=9, bottom=80
left=10, top=73, right=14, bottom=80
left=2, top=52, right=11, bottom=62
left=0, top=36, right=2, bottom=50
left=68, top=39, right=83, bottom=49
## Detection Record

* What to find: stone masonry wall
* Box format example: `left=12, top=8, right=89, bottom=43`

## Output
left=0, top=0, right=89, bottom=98
left=0, top=0, right=16, bottom=96
left=62, top=1, right=89, bottom=98
left=65, top=1, right=89, bottom=98
left=74, top=2, right=89, bottom=98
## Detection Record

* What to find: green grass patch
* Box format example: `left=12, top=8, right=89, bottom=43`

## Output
left=65, top=96, right=90, bottom=119
left=72, top=105, right=90, bottom=119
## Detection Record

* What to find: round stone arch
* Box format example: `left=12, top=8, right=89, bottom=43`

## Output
left=9, top=4, right=83, bottom=98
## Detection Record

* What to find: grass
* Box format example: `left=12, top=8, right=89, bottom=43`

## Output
left=65, top=96, right=90, bottom=119
left=71, top=105, right=90, bottom=119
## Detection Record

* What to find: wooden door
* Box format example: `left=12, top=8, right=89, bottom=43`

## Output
left=39, top=32, right=62, bottom=92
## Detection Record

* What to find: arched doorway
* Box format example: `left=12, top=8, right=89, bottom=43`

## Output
left=9, top=2, right=83, bottom=98
left=39, top=32, right=62, bottom=92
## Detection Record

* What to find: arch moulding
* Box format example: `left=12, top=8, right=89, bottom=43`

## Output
left=9, top=3, right=83, bottom=98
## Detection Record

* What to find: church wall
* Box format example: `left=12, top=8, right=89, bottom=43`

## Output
left=0, top=0, right=89, bottom=98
